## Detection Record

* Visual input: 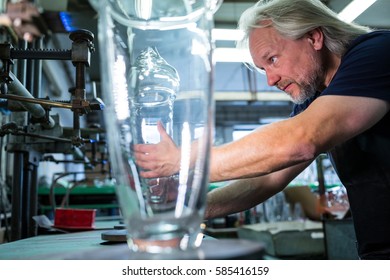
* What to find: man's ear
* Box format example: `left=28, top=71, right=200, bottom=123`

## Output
left=307, top=28, right=324, bottom=51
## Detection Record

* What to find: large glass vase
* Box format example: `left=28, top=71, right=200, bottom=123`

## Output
left=90, top=0, right=219, bottom=254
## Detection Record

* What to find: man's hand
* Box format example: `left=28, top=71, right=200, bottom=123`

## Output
left=133, top=121, right=181, bottom=178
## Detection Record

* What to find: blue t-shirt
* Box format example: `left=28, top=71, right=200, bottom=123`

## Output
left=291, top=30, right=390, bottom=116
left=290, top=31, right=390, bottom=259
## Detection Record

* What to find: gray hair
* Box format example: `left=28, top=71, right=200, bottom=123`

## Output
left=237, top=0, right=372, bottom=57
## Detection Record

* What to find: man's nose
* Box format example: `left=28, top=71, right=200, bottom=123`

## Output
left=266, top=71, right=280, bottom=87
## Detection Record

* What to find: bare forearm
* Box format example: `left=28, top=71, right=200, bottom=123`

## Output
left=205, top=177, right=282, bottom=219
left=209, top=121, right=314, bottom=182
left=204, top=162, right=311, bottom=219
left=206, top=180, right=260, bottom=219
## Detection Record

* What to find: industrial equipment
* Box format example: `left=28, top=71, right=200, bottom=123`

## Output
left=0, top=2, right=109, bottom=241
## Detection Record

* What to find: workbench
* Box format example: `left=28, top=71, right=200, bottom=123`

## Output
left=237, top=219, right=358, bottom=259
left=0, top=219, right=265, bottom=260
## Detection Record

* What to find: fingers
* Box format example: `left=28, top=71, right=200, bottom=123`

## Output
left=133, top=146, right=165, bottom=173
left=140, top=170, right=161, bottom=179
left=132, top=144, right=161, bottom=169
left=157, top=122, right=178, bottom=150
left=135, top=156, right=158, bottom=171
left=132, top=122, right=180, bottom=178
left=157, top=121, right=170, bottom=140
left=135, top=150, right=177, bottom=178
left=132, top=143, right=156, bottom=154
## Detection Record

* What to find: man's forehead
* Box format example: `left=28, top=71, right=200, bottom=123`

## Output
left=249, top=27, right=282, bottom=50
left=250, top=26, right=274, bottom=41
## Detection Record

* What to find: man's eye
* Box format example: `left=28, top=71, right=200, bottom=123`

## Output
left=270, top=56, right=277, bottom=63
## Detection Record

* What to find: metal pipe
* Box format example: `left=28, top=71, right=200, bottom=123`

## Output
left=7, top=72, right=55, bottom=128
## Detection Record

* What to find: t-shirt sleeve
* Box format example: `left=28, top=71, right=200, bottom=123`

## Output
left=322, top=32, right=390, bottom=102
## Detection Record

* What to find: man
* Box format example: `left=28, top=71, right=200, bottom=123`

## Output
left=134, top=0, right=390, bottom=259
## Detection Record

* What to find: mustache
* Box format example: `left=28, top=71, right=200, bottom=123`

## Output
left=276, top=80, right=295, bottom=91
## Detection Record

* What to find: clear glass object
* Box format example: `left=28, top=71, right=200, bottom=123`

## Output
left=90, top=0, right=220, bottom=253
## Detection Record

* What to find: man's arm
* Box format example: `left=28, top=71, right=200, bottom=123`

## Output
left=134, top=95, right=389, bottom=183
left=205, top=161, right=311, bottom=219
left=209, top=95, right=389, bottom=182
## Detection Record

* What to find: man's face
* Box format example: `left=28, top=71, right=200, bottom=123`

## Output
left=249, top=27, right=326, bottom=104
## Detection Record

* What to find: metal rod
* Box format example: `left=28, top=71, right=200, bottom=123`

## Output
left=28, top=164, right=38, bottom=237
left=10, top=130, right=72, bottom=143
left=33, top=38, right=43, bottom=99
left=25, top=41, right=34, bottom=97
left=16, top=41, right=28, bottom=85
left=316, top=155, right=331, bottom=219
left=21, top=155, right=31, bottom=239
left=75, top=63, right=85, bottom=92
left=0, top=94, right=72, bottom=109
left=10, top=153, right=23, bottom=241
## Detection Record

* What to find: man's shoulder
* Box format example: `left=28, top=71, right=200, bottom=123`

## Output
left=349, top=30, right=390, bottom=50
